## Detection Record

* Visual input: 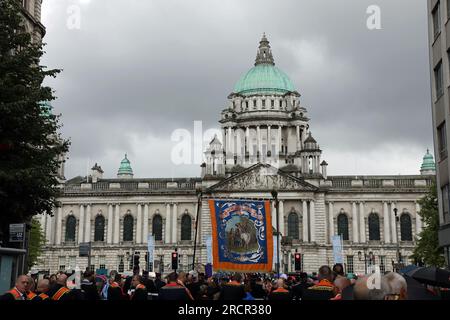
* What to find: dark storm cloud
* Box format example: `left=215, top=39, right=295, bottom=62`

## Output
left=41, top=0, right=433, bottom=178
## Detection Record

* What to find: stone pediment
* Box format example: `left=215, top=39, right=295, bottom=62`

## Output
left=207, top=163, right=318, bottom=192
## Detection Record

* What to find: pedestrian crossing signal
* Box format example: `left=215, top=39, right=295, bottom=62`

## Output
left=171, top=252, right=178, bottom=270
left=294, top=253, right=301, bottom=271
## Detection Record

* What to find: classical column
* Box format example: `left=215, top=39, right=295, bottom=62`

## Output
left=143, top=204, right=149, bottom=243
left=245, top=126, right=250, bottom=157
left=359, top=202, right=366, bottom=243
left=415, top=202, right=422, bottom=236
left=278, top=125, right=282, bottom=156
left=352, top=202, right=359, bottom=243
left=279, top=200, right=285, bottom=236
left=84, top=204, right=91, bottom=243
left=296, top=126, right=300, bottom=151
left=271, top=201, right=276, bottom=230
left=55, top=206, right=62, bottom=245
left=172, top=203, right=178, bottom=243
left=310, top=201, right=316, bottom=242
left=391, top=202, right=398, bottom=243
left=267, top=125, right=271, bottom=158
left=136, top=203, right=142, bottom=244
left=78, top=205, right=85, bottom=244
left=228, top=127, right=233, bottom=157
left=328, top=202, right=334, bottom=243
left=107, top=204, right=113, bottom=244
left=223, top=128, right=227, bottom=164
left=383, top=202, right=391, bottom=243
left=41, top=213, right=47, bottom=236
left=114, top=204, right=120, bottom=244
left=257, top=126, right=261, bottom=157
left=302, top=200, right=308, bottom=242
left=165, top=203, right=171, bottom=244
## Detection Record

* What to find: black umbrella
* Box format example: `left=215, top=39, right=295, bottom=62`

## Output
left=408, top=267, right=450, bottom=288
left=403, top=275, right=440, bottom=300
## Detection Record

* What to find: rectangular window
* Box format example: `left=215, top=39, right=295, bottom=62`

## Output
left=379, top=256, right=386, bottom=274
left=99, top=256, right=106, bottom=270
left=438, top=122, right=447, bottom=159
left=271, top=100, right=274, bottom=108
left=346, top=255, right=354, bottom=274
left=262, top=100, right=266, bottom=108
left=118, top=255, right=124, bottom=272
left=68, top=256, right=76, bottom=270
left=159, top=255, right=164, bottom=273
left=178, top=254, right=184, bottom=272
left=433, top=2, right=441, bottom=38
left=435, top=61, right=444, bottom=99
left=187, top=255, right=194, bottom=271
left=59, top=256, right=66, bottom=271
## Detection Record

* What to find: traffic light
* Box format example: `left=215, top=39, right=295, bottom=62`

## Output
left=171, top=252, right=178, bottom=270
left=294, top=253, right=301, bottom=271
left=133, top=254, right=140, bottom=267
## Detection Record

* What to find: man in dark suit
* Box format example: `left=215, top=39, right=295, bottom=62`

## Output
left=268, top=279, right=292, bottom=300
left=159, top=272, right=192, bottom=300
left=291, top=273, right=312, bottom=301
left=302, top=266, right=335, bottom=300
left=81, top=271, right=100, bottom=301
left=219, top=273, right=246, bottom=300
left=130, top=275, right=148, bottom=301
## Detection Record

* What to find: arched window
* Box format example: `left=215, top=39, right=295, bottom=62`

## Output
left=94, top=215, right=105, bottom=242
left=288, top=212, right=299, bottom=239
left=152, top=214, right=162, bottom=241
left=400, top=214, right=412, bottom=241
left=123, top=215, right=134, bottom=242
left=337, top=214, right=349, bottom=241
left=368, top=213, right=380, bottom=241
left=181, top=214, right=192, bottom=241
left=65, top=216, right=76, bottom=242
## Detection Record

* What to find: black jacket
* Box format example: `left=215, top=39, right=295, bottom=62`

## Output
left=81, top=280, right=100, bottom=301
left=219, top=282, right=246, bottom=300
left=158, top=283, right=191, bottom=301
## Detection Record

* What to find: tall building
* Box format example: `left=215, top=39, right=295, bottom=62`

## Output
left=19, top=0, right=45, bottom=43
left=427, top=0, right=450, bottom=268
left=36, top=35, right=435, bottom=275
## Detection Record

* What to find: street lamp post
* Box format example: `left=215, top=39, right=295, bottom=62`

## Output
left=358, top=247, right=369, bottom=274
left=271, top=190, right=280, bottom=277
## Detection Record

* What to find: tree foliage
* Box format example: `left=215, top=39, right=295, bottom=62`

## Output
left=412, top=183, right=446, bottom=267
left=28, top=218, right=46, bottom=269
left=0, top=0, right=70, bottom=242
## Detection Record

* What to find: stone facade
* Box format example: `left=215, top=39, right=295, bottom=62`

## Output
left=20, top=0, right=45, bottom=43
left=36, top=35, right=435, bottom=276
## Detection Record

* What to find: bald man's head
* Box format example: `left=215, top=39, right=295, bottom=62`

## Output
left=57, top=274, right=68, bottom=286
left=334, top=276, right=351, bottom=294
left=37, top=279, right=50, bottom=294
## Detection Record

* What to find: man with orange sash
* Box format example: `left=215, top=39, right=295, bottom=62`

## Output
left=1, top=275, right=29, bottom=300
left=130, top=275, right=148, bottom=301
left=47, top=274, right=72, bottom=301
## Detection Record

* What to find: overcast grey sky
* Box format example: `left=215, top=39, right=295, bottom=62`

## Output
left=41, top=0, right=433, bottom=179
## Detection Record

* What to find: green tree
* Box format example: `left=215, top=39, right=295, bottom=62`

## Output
left=412, top=183, right=446, bottom=267
left=0, top=0, right=70, bottom=243
left=27, top=218, right=46, bottom=270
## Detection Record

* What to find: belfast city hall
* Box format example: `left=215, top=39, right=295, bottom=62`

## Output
left=36, top=35, right=436, bottom=276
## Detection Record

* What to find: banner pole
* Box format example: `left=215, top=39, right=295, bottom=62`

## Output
left=192, top=189, right=202, bottom=272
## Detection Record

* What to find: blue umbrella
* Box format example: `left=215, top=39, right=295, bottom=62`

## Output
left=400, top=264, right=419, bottom=275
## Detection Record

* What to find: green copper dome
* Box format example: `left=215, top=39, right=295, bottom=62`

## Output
left=118, top=154, right=133, bottom=176
left=421, top=149, right=436, bottom=171
left=234, top=64, right=295, bottom=96
left=233, top=34, right=295, bottom=96
left=39, top=101, right=53, bottom=118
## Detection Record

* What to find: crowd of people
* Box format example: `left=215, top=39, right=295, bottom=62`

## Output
left=1, top=264, right=448, bottom=301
